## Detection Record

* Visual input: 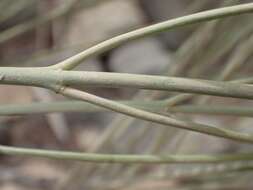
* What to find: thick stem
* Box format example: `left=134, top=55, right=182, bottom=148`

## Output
left=1, top=68, right=253, bottom=100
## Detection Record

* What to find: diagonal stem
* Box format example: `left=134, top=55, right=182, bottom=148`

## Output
left=50, top=3, right=253, bottom=70
left=58, top=87, right=253, bottom=143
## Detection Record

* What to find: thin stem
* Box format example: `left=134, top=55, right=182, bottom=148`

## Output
left=5, top=97, right=253, bottom=122
left=0, top=100, right=166, bottom=115
left=1, top=145, right=253, bottom=164
left=59, top=87, right=253, bottom=143
left=50, top=3, right=253, bottom=70
left=167, top=105, right=253, bottom=117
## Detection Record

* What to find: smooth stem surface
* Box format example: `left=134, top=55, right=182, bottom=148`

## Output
left=1, top=68, right=253, bottom=100
left=1, top=145, right=253, bottom=164
left=50, top=3, right=253, bottom=70
left=0, top=100, right=166, bottom=115
left=58, top=87, right=253, bottom=143
left=168, top=105, right=253, bottom=117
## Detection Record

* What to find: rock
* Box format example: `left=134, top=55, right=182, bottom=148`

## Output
left=110, top=38, right=171, bottom=74
left=63, top=0, right=145, bottom=47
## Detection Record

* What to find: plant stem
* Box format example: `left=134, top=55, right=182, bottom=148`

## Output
left=0, top=100, right=166, bottom=115
left=167, top=105, right=253, bottom=117
left=1, top=68, right=253, bottom=100
left=59, top=87, right=253, bottom=143
left=50, top=3, right=253, bottom=70
left=1, top=145, right=253, bottom=164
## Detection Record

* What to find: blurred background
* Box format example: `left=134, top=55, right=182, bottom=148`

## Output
left=1, top=0, right=253, bottom=189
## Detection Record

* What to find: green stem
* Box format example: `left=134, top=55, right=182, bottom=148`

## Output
left=59, top=87, right=253, bottom=143
left=50, top=3, right=253, bottom=70
left=0, top=100, right=166, bottom=115
left=1, top=145, right=253, bottom=164
left=1, top=68, right=253, bottom=100
left=168, top=105, right=253, bottom=117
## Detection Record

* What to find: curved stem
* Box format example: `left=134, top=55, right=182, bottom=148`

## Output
left=50, top=3, right=253, bottom=70
left=58, top=87, right=253, bottom=143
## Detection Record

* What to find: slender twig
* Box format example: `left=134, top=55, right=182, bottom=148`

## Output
left=167, top=105, right=253, bottom=117
left=0, top=100, right=166, bottom=115
left=50, top=3, right=253, bottom=70
left=1, top=145, right=253, bottom=164
left=58, top=87, right=253, bottom=143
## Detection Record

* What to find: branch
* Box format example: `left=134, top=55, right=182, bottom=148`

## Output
left=58, top=87, right=253, bottom=143
left=1, top=67, right=253, bottom=100
left=49, top=3, right=253, bottom=70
